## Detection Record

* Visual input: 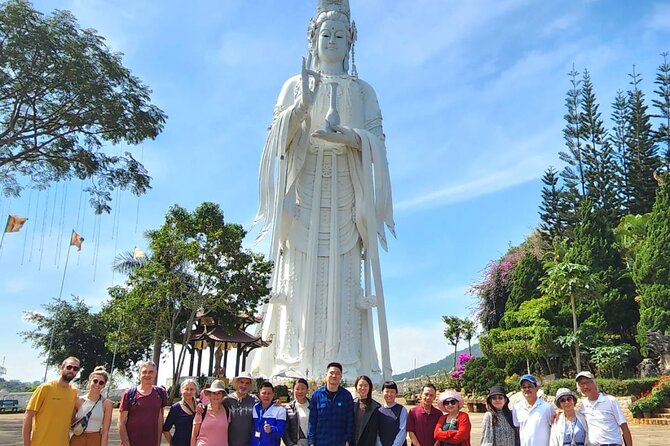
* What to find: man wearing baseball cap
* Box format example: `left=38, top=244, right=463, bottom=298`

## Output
left=512, top=374, right=555, bottom=446
left=575, top=371, right=633, bottom=446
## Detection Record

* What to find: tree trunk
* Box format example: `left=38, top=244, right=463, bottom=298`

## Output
left=468, top=339, right=472, bottom=355
left=570, top=294, right=581, bottom=372
left=453, top=344, right=458, bottom=369
left=152, top=318, right=162, bottom=384
left=170, top=309, right=198, bottom=400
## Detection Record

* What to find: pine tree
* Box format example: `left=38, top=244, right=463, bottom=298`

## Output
left=610, top=90, right=632, bottom=209
left=565, top=200, right=638, bottom=344
left=539, top=167, right=568, bottom=243
left=632, top=174, right=670, bottom=352
left=560, top=67, right=586, bottom=206
left=579, top=70, right=622, bottom=226
left=625, top=66, right=660, bottom=214
left=652, top=52, right=670, bottom=170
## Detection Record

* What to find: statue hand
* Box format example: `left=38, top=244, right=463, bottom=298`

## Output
left=299, top=57, right=320, bottom=112
left=311, top=125, right=359, bottom=148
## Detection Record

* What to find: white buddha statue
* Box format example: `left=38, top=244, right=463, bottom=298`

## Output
left=253, top=0, right=395, bottom=382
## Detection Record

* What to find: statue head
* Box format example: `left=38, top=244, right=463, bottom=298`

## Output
left=316, top=0, right=351, bottom=18
left=308, top=1, right=357, bottom=74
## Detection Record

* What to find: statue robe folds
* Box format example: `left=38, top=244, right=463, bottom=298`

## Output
left=253, top=73, right=394, bottom=382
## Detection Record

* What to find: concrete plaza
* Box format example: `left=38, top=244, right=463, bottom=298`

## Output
left=1, top=409, right=668, bottom=446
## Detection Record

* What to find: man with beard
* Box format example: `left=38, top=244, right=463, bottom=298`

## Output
left=224, top=371, right=260, bottom=446
left=22, top=356, right=80, bottom=446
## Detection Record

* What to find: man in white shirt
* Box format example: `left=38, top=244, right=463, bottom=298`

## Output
left=512, top=374, right=554, bottom=446
left=576, top=371, right=632, bottom=446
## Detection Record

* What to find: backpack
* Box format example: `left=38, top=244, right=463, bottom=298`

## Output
left=200, top=402, right=229, bottom=420
left=127, top=385, right=168, bottom=407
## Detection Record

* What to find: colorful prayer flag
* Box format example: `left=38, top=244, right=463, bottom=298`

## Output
left=132, top=246, right=146, bottom=259
left=70, top=230, right=84, bottom=251
left=4, top=215, right=27, bottom=233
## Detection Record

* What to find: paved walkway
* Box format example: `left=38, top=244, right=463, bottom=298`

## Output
left=2, top=409, right=668, bottom=446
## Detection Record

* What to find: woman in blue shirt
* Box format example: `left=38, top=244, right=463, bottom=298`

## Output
left=163, top=379, right=199, bottom=446
left=550, top=388, right=592, bottom=446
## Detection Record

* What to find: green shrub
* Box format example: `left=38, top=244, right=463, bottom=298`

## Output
left=461, top=357, right=505, bottom=396
left=543, top=377, right=656, bottom=397
left=631, top=393, right=663, bottom=414
left=598, top=378, right=656, bottom=396
left=505, top=373, right=520, bottom=390
left=274, top=384, right=289, bottom=398
left=543, top=379, right=576, bottom=396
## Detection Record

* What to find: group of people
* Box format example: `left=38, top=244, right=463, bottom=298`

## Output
left=480, top=372, right=633, bottom=446
left=22, top=357, right=634, bottom=446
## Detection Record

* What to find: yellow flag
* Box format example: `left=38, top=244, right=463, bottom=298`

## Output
left=133, top=246, right=146, bottom=259
left=70, top=230, right=84, bottom=251
left=4, top=215, right=27, bottom=233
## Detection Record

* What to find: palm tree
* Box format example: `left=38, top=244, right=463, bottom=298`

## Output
left=461, top=318, right=477, bottom=355
left=112, top=249, right=148, bottom=274
left=442, top=316, right=463, bottom=370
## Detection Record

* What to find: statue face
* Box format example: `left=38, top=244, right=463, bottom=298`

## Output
left=317, top=19, right=348, bottom=65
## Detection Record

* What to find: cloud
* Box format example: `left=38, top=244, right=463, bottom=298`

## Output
left=3, top=277, right=30, bottom=294
left=394, top=144, right=553, bottom=211
left=363, top=0, right=531, bottom=69
left=388, top=322, right=451, bottom=374
left=62, top=0, right=148, bottom=52
left=646, top=3, right=670, bottom=32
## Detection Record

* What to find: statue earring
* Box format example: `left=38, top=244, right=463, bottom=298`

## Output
left=350, top=42, right=358, bottom=78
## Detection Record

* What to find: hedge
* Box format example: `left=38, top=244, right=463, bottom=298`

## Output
left=542, top=378, right=657, bottom=397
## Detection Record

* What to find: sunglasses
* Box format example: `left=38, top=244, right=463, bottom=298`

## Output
left=443, top=399, right=458, bottom=406
left=558, top=397, right=573, bottom=403
left=65, top=365, right=80, bottom=371
left=92, top=379, right=106, bottom=386
left=490, top=395, right=505, bottom=401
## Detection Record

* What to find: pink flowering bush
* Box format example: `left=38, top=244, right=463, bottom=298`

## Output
left=449, top=353, right=475, bottom=379
left=469, top=246, right=541, bottom=330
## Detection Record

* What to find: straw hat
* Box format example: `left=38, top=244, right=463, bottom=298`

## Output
left=203, top=380, right=228, bottom=395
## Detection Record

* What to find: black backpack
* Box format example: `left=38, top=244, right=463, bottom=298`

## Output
left=127, top=385, right=168, bottom=406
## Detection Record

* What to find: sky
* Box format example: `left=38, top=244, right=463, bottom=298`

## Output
left=1, top=0, right=669, bottom=384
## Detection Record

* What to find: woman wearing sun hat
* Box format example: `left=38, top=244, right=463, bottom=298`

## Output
left=433, top=390, right=471, bottom=446
left=549, top=388, right=592, bottom=446
left=480, top=386, right=517, bottom=446
left=191, top=380, right=231, bottom=446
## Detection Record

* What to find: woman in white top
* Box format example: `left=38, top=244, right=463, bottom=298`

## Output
left=70, top=366, right=114, bottom=446
left=283, top=378, right=311, bottom=446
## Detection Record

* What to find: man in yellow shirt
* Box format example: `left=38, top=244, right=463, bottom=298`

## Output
left=22, top=356, right=80, bottom=446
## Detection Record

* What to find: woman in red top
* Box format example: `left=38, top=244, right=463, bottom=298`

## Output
left=433, top=390, right=471, bottom=446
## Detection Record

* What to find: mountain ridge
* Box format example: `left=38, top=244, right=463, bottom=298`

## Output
left=393, top=344, right=482, bottom=381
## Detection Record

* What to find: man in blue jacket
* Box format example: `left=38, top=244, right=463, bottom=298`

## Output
left=251, top=381, right=287, bottom=446
left=308, top=362, right=354, bottom=446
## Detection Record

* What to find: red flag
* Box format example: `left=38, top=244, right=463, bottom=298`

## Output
left=70, top=230, right=84, bottom=251
left=4, top=215, right=27, bottom=233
